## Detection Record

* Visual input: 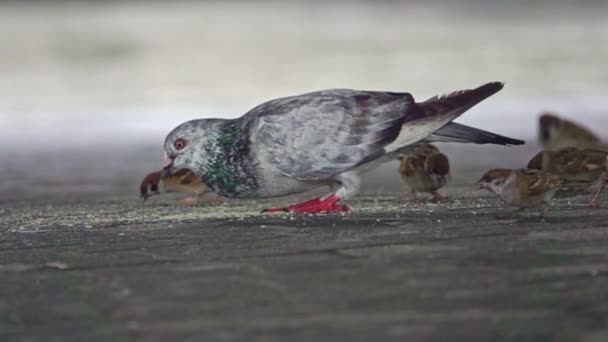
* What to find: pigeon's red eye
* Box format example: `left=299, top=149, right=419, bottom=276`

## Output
left=174, top=138, right=187, bottom=150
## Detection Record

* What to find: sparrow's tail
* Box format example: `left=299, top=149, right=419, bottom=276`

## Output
left=386, top=82, right=523, bottom=152
left=425, top=122, right=525, bottom=146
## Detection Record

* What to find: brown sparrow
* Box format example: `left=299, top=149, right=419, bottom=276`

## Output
left=529, top=113, right=608, bottom=207
left=140, top=169, right=225, bottom=205
left=478, top=168, right=564, bottom=215
left=538, top=112, right=602, bottom=152
left=528, top=147, right=607, bottom=207
left=398, top=143, right=450, bottom=202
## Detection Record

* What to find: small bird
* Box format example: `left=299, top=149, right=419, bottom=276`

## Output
left=526, top=151, right=543, bottom=171
left=159, top=82, right=524, bottom=214
left=538, top=112, right=602, bottom=152
left=397, top=143, right=450, bottom=202
left=140, top=168, right=225, bottom=205
left=528, top=147, right=607, bottom=207
left=528, top=113, right=608, bottom=207
left=477, top=168, right=564, bottom=215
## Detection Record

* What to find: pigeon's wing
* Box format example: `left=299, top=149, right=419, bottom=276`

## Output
left=426, top=122, right=524, bottom=145
left=384, top=82, right=510, bottom=152
left=243, top=89, right=412, bottom=180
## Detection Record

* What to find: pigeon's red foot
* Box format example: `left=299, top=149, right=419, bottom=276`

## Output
left=261, top=195, right=350, bottom=214
left=261, top=197, right=322, bottom=213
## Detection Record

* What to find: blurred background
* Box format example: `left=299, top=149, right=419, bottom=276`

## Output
left=1, top=0, right=607, bottom=201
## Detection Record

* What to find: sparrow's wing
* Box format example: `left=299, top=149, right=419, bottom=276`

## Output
left=424, top=152, right=450, bottom=176
left=403, top=155, right=424, bottom=176
left=520, top=169, right=563, bottom=196
left=527, top=151, right=543, bottom=170
left=425, top=122, right=525, bottom=146
left=551, top=148, right=606, bottom=175
left=579, top=150, right=607, bottom=172
left=247, top=83, right=505, bottom=180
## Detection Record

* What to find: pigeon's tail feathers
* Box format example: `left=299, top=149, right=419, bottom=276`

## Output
left=425, top=122, right=525, bottom=145
left=385, top=82, right=505, bottom=152
left=415, top=82, right=504, bottom=122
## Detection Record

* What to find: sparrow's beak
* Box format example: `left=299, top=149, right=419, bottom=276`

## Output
left=477, top=182, right=488, bottom=190
left=161, top=157, right=174, bottom=179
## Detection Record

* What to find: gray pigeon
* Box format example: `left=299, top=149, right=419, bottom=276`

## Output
left=160, top=82, right=523, bottom=213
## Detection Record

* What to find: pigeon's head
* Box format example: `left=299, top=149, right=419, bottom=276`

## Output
left=161, top=119, right=214, bottom=178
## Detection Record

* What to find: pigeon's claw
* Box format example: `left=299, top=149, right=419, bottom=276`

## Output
left=261, top=195, right=350, bottom=214
left=261, top=197, right=322, bottom=213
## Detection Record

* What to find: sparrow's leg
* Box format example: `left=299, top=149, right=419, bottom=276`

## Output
left=262, top=173, right=358, bottom=214
left=431, top=191, right=448, bottom=203
left=588, top=177, right=606, bottom=208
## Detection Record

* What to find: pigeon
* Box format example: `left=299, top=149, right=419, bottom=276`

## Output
left=160, top=82, right=524, bottom=214
left=477, top=168, right=564, bottom=216
left=140, top=168, right=225, bottom=205
left=527, top=113, right=608, bottom=207
left=397, top=144, right=450, bottom=202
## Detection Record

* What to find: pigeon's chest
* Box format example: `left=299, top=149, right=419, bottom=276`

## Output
left=199, top=166, right=257, bottom=198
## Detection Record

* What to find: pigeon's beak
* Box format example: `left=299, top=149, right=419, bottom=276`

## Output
left=161, top=157, right=174, bottom=179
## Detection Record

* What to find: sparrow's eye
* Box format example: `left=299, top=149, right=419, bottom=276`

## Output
left=174, top=138, right=187, bottom=150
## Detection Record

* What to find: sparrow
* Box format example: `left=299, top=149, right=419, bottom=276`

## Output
left=528, top=113, right=608, bottom=207
left=159, top=82, right=524, bottom=214
left=527, top=147, right=607, bottom=207
left=478, top=168, right=564, bottom=215
left=140, top=168, right=225, bottom=205
left=397, top=143, right=450, bottom=202
left=538, top=112, right=602, bottom=152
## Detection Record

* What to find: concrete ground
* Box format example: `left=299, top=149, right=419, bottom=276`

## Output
left=2, top=186, right=608, bottom=341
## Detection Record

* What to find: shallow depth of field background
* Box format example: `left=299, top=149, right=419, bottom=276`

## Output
left=1, top=0, right=607, bottom=200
